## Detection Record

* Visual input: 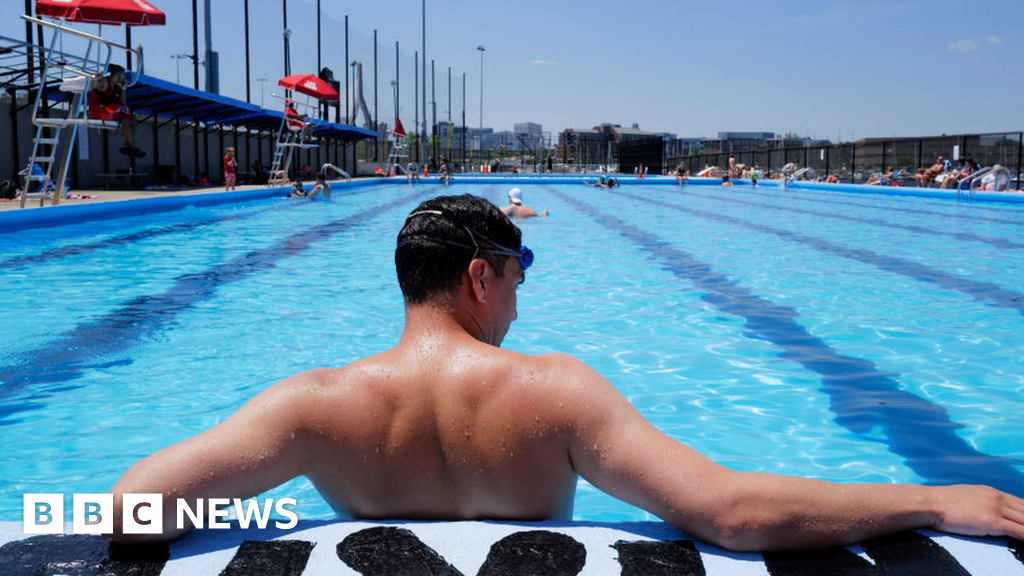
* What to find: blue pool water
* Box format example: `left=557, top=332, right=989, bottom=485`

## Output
left=1, top=181, right=1023, bottom=523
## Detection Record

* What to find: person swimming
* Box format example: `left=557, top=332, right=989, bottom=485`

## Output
left=500, top=187, right=548, bottom=218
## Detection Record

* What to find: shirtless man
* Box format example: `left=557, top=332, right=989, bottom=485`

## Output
left=500, top=187, right=547, bottom=218
left=915, top=156, right=945, bottom=188
left=109, top=195, right=1024, bottom=550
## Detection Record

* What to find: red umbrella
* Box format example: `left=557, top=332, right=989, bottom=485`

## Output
left=277, top=74, right=339, bottom=102
left=36, top=0, right=166, bottom=26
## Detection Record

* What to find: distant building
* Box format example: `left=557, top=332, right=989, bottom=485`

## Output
left=558, top=127, right=612, bottom=166
left=703, top=132, right=830, bottom=154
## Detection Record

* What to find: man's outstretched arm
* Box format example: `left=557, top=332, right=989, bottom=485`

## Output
left=108, top=370, right=325, bottom=543
left=557, top=357, right=1024, bottom=551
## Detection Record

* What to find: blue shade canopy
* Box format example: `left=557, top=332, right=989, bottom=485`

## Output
left=48, top=72, right=378, bottom=141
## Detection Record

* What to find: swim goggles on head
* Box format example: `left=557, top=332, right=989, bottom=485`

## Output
left=406, top=210, right=533, bottom=272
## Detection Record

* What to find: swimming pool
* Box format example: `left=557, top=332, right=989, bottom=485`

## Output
left=1, top=181, right=1023, bottom=524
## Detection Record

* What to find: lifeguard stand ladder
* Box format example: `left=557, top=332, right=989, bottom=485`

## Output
left=18, top=15, right=142, bottom=208
left=268, top=97, right=319, bottom=186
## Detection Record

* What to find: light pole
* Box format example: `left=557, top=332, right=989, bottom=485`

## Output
left=421, top=0, right=427, bottom=166
left=283, top=28, right=293, bottom=77
left=171, top=54, right=191, bottom=84
left=476, top=45, right=484, bottom=154
left=257, top=78, right=268, bottom=108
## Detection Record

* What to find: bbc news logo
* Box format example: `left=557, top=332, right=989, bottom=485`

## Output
left=23, top=494, right=298, bottom=534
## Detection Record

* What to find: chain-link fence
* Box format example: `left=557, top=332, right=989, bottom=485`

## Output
left=669, top=132, right=1024, bottom=188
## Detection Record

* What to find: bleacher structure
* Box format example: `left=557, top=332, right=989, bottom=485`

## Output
left=2, top=15, right=142, bottom=208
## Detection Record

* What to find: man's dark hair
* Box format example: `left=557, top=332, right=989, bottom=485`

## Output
left=107, top=64, right=126, bottom=75
left=396, top=194, right=521, bottom=305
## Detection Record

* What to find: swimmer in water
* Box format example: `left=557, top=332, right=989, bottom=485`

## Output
left=500, top=187, right=548, bottom=218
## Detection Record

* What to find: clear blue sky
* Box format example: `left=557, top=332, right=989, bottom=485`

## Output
left=4, top=0, right=1022, bottom=140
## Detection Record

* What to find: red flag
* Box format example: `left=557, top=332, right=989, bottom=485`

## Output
left=393, top=118, right=406, bottom=138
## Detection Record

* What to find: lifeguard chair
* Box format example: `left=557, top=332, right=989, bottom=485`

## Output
left=16, top=0, right=163, bottom=207
left=386, top=118, right=410, bottom=177
left=268, top=74, right=339, bottom=186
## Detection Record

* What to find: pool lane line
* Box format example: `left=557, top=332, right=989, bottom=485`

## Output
left=669, top=187, right=1024, bottom=251
left=720, top=184, right=1024, bottom=230
left=0, top=186, right=438, bottom=396
left=547, top=186, right=1024, bottom=493
left=612, top=188, right=1024, bottom=319
left=0, top=184, right=391, bottom=270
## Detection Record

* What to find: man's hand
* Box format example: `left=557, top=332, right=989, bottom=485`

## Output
left=931, top=485, right=1024, bottom=541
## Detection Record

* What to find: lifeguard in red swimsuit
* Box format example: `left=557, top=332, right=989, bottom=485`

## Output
left=88, top=64, right=145, bottom=158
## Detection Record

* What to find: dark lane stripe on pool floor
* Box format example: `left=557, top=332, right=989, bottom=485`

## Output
left=615, top=189, right=1024, bottom=319
left=675, top=187, right=1024, bottom=250
left=549, top=187, right=1024, bottom=493
left=0, top=187, right=436, bottom=399
left=728, top=185, right=1024, bottom=228
left=0, top=185, right=387, bottom=270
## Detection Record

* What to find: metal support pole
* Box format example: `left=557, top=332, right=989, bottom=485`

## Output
left=344, top=15, right=349, bottom=124
left=126, top=27, right=132, bottom=70
left=850, top=143, right=856, bottom=184
left=316, top=0, right=321, bottom=74
left=421, top=0, right=426, bottom=166
left=175, top=117, right=181, bottom=184
left=244, top=0, right=251, bottom=103
left=193, top=122, right=199, bottom=184
left=7, top=89, right=19, bottom=182
left=282, top=0, right=289, bottom=77
left=447, top=66, right=451, bottom=160
left=395, top=41, right=399, bottom=124
left=415, top=51, right=419, bottom=161
left=461, top=72, right=466, bottom=166
left=23, top=0, right=34, bottom=84
left=431, top=59, right=436, bottom=167
left=192, top=0, right=200, bottom=89
left=373, top=29, right=378, bottom=161
left=1017, top=132, right=1023, bottom=190
left=152, top=115, right=160, bottom=180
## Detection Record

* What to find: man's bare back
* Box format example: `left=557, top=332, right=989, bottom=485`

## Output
left=299, top=325, right=578, bottom=521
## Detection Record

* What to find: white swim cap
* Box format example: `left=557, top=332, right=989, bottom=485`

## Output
left=508, top=187, right=523, bottom=205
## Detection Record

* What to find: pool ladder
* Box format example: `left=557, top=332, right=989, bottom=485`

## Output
left=782, top=167, right=812, bottom=190
left=320, top=163, right=351, bottom=182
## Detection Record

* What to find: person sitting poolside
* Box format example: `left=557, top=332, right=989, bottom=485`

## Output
left=864, top=167, right=894, bottom=186
left=936, top=161, right=968, bottom=189
left=674, top=163, right=689, bottom=186
left=439, top=157, right=452, bottom=186
left=407, top=161, right=421, bottom=184
left=500, top=187, right=548, bottom=219
left=915, top=156, right=945, bottom=187
left=825, top=173, right=840, bottom=184
left=107, top=193, right=1024, bottom=550
left=979, top=165, right=1011, bottom=191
